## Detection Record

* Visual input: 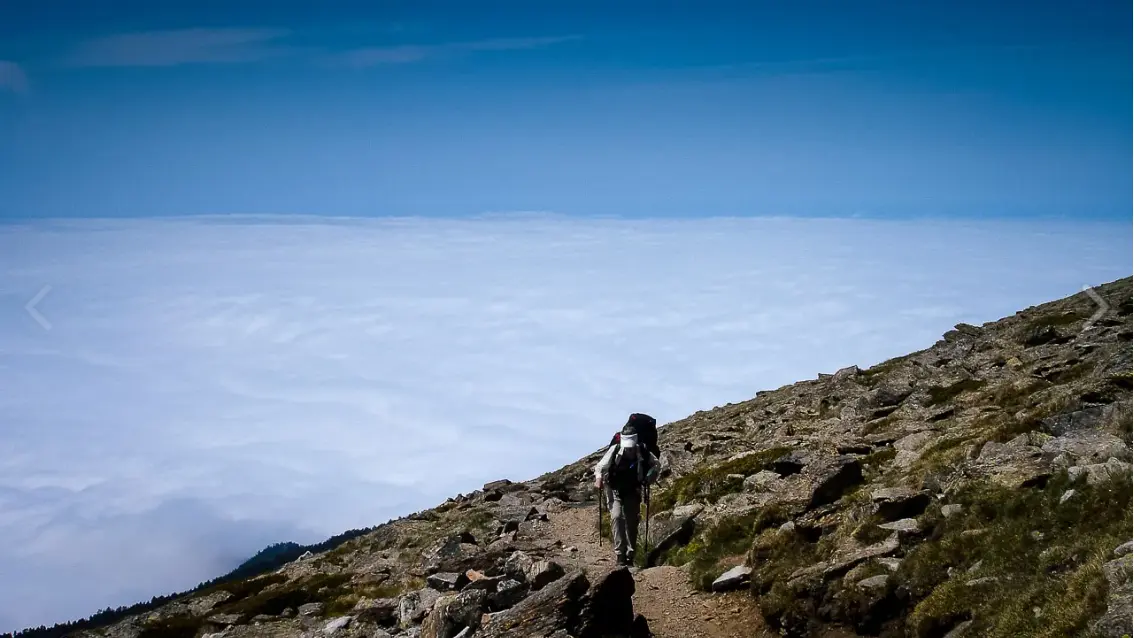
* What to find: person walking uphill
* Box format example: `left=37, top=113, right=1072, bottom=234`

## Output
left=594, top=415, right=660, bottom=567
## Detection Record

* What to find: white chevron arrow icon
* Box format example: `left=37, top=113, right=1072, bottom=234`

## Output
left=1081, top=284, right=1110, bottom=331
left=25, top=285, right=52, bottom=331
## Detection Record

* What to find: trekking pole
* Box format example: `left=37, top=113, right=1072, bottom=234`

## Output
left=643, top=485, right=651, bottom=566
left=597, top=484, right=604, bottom=546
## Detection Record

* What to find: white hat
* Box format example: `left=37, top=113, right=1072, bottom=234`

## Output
left=619, top=432, right=638, bottom=449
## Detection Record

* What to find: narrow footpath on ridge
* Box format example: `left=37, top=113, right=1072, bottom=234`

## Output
left=529, top=500, right=772, bottom=638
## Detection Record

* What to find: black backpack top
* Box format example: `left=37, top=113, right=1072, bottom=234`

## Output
left=608, top=413, right=660, bottom=458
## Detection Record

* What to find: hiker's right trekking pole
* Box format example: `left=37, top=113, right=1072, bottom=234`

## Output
left=597, top=484, right=604, bottom=546
left=643, top=485, right=651, bottom=566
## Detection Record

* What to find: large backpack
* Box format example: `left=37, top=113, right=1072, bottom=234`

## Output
left=607, top=434, right=647, bottom=490
left=608, top=413, right=660, bottom=458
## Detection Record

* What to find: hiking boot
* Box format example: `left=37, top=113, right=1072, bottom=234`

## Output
left=616, top=554, right=630, bottom=566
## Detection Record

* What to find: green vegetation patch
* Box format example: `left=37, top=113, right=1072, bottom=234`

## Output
left=215, top=573, right=352, bottom=619
left=137, top=615, right=202, bottom=638
left=925, top=378, right=987, bottom=407
left=194, top=572, right=289, bottom=604
left=897, top=470, right=1132, bottom=638
left=661, top=512, right=760, bottom=590
left=750, top=527, right=826, bottom=631
left=1025, top=311, right=1087, bottom=332
left=652, top=446, right=792, bottom=511
left=858, top=356, right=910, bottom=388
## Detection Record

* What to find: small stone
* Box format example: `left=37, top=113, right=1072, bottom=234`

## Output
left=711, top=566, right=752, bottom=592
left=743, top=470, right=781, bottom=492
left=877, top=558, right=902, bottom=572
left=941, top=504, right=963, bottom=518
left=526, top=559, right=566, bottom=591
left=894, top=431, right=936, bottom=452
left=427, top=571, right=470, bottom=592
left=878, top=518, right=919, bottom=534
left=1059, top=489, right=1077, bottom=504
left=966, top=576, right=997, bottom=587
left=856, top=575, right=889, bottom=589
left=352, top=597, right=399, bottom=625
left=944, top=619, right=973, bottom=637
left=1114, top=541, right=1133, bottom=557
left=321, top=616, right=352, bottom=635
left=298, top=602, right=325, bottom=617
left=206, top=614, right=242, bottom=626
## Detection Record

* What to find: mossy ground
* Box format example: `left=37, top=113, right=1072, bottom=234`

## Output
left=738, top=466, right=1131, bottom=637
left=898, top=470, right=1132, bottom=638
left=925, top=378, right=986, bottom=407
left=661, top=512, right=761, bottom=590
left=652, top=446, right=792, bottom=512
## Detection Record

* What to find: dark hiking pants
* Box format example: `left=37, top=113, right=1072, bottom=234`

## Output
left=608, top=484, right=642, bottom=562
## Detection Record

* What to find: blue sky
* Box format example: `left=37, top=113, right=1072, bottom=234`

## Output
left=0, top=0, right=1129, bottom=219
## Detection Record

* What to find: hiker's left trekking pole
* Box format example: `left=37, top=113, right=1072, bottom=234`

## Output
left=597, top=483, right=604, bottom=546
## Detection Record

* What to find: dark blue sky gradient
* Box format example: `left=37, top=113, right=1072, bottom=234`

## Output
left=0, top=0, right=1129, bottom=219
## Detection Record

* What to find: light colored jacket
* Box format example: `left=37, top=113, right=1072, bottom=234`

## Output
left=593, top=436, right=660, bottom=487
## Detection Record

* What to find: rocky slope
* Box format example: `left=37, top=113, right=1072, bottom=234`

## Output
left=48, top=277, right=1134, bottom=638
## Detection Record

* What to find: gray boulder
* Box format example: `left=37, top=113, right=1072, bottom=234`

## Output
left=808, top=457, right=864, bottom=508
left=427, top=572, right=470, bottom=592
left=399, top=588, right=442, bottom=628
left=1042, top=431, right=1130, bottom=464
left=1041, top=406, right=1108, bottom=436
left=298, top=603, right=324, bottom=617
left=1092, top=552, right=1132, bottom=638
left=711, top=565, right=752, bottom=592
left=1069, top=459, right=1133, bottom=487
left=744, top=470, right=782, bottom=492
left=422, top=534, right=484, bottom=574
left=645, top=504, right=703, bottom=566
left=871, top=487, right=931, bottom=521
left=527, top=560, right=566, bottom=591
left=487, top=578, right=527, bottom=612
left=352, top=597, right=399, bottom=626
left=321, top=616, right=352, bottom=636
left=420, top=589, right=488, bottom=638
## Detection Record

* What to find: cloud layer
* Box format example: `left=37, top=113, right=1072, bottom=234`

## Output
left=0, top=215, right=1129, bottom=631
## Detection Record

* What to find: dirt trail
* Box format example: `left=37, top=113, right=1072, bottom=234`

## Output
left=533, top=502, right=772, bottom=638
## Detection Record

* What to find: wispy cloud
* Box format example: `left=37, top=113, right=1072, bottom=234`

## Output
left=695, top=44, right=1047, bottom=78
left=332, top=35, right=582, bottom=68
left=59, top=30, right=580, bottom=70
left=0, top=215, right=1129, bottom=631
left=0, top=61, right=28, bottom=94
left=62, top=28, right=294, bottom=68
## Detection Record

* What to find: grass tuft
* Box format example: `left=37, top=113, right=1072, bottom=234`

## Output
left=652, top=446, right=792, bottom=511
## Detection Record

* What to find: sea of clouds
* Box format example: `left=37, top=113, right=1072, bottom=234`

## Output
left=0, top=214, right=1130, bottom=631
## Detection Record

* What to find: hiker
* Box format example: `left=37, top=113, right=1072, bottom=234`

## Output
left=594, top=415, right=660, bottom=566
